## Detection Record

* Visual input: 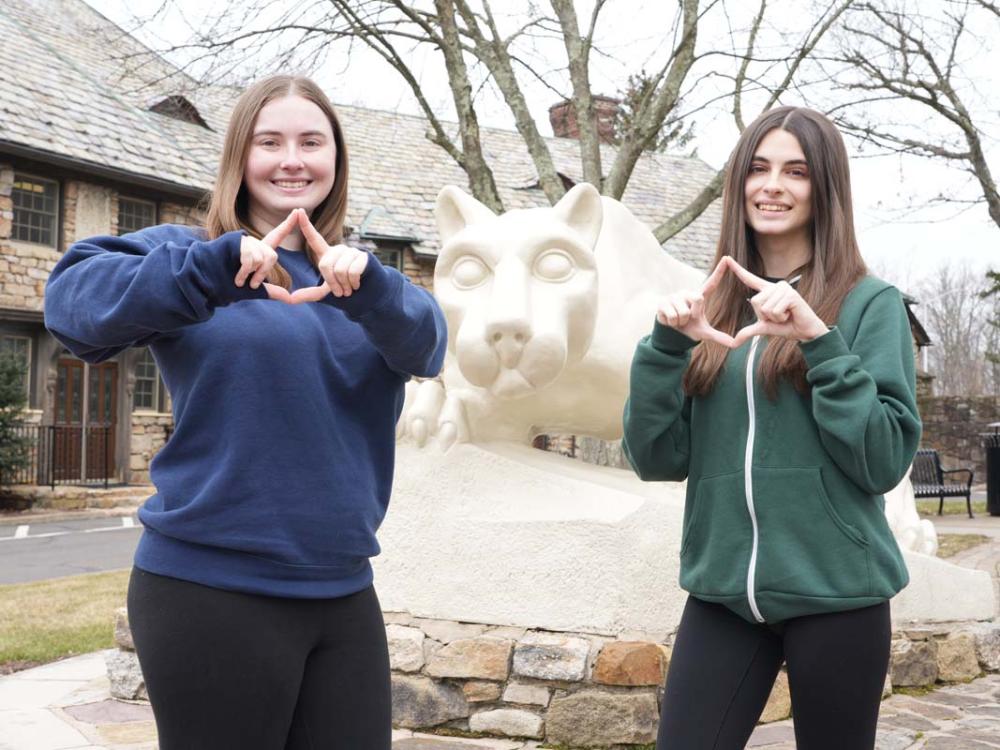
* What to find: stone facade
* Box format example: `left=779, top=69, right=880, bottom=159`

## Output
left=919, top=395, right=999, bottom=479
left=129, top=413, right=173, bottom=484
left=108, top=610, right=1000, bottom=745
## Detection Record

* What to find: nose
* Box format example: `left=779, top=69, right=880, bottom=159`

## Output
left=485, top=318, right=532, bottom=368
left=763, top=169, right=784, bottom=194
left=484, top=261, right=531, bottom=368
left=280, top=146, right=305, bottom=171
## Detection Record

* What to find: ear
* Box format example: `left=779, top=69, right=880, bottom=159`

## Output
left=436, top=185, right=497, bottom=243
left=552, top=182, right=603, bottom=249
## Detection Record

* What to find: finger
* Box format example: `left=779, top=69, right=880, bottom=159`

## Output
left=658, top=300, right=682, bottom=328
left=319, top=249, right=346, bottom=297
left=234, top=247, right=262, bottom=288
left=700, top=258, right=730, bottom=294
left=732, top=322, right=765, bottom=348
left=262, top=210, right=300, bottom=250
left=725, top=256, right=770, bottom=292
left=347, top=251, right=368, bottom=291
left=288, top=283, right=331, bottom=305
left=263, top=282, right=293, bottom=304
left=249, top=250, right=277, bottom=290
left=297, top=210, right=331, bottom=256
left=333, top=251, right=355, bottom=297
left=700, top=327, right=737, bottom=349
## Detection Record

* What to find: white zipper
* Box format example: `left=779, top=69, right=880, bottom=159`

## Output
left=744, top=335, right=765, bottom=623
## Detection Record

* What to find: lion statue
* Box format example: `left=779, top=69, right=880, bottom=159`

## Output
left=396, top=182, right=936, bottom=555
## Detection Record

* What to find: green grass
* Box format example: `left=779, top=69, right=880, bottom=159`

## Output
left=936, top=533, right=992, bottom=558
left=916, top=499, right=987, bottom=516
left=0, top=569, right=130, bottom=674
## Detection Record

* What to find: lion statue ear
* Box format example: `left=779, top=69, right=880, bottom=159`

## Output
left=552, top=182, right=603, bottom=250
left=436, top=186, right=498, bottom=243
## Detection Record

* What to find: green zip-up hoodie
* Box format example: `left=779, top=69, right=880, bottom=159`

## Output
left=622, top=276, right=921, bottom=624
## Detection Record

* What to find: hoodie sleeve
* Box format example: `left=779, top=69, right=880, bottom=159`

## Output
left=44, top=226, right=267, bottom=363
left=622, top=321, right=697, bottom=482
left=319, top=253, right=447, bottom=378
left=799, top=286, right=922, bottom=495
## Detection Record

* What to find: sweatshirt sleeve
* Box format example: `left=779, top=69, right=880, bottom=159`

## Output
left=799, top=286, right=922, bottom=495
left=44, top=226, right=267, bottom=363
left=622, top=321, right=697, bottom=482
left=320, top=253, right=447, bottom=378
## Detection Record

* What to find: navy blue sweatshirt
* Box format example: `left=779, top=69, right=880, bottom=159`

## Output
left=44, top=225, right=447, bottom=597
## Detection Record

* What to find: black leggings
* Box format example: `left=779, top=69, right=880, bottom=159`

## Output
left=127, top=567, right=391, bottom=750
left=658, top=596, right=891, bottom=750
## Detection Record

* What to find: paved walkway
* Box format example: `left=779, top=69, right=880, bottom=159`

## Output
left=3, top=508, right=1000, bottom=750
left=2, top=651, right=999, bottom=750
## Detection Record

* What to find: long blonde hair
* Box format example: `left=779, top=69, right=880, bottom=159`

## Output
left=205, top=75, right=349, bottom=289
left=685, top=106, right=868, bottom=399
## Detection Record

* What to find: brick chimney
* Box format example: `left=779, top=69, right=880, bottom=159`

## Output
left=549, top=96, right=620, bottom=144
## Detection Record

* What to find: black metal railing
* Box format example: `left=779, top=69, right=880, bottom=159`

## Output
left=3, top=423, right=113, bottom=488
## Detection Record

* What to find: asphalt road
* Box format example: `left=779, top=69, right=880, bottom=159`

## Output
left=0, top=516, right=141, bottom=584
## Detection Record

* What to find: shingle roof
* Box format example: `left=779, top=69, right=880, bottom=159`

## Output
left=0, top=0, right=721, bottom=269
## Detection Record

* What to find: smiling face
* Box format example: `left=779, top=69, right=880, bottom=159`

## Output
left=743, top=128, right=813, bottom=244
left=244, top=95, right=338, bottom=232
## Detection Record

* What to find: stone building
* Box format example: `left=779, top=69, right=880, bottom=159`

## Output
left=0, top=0, right=727, bottom=485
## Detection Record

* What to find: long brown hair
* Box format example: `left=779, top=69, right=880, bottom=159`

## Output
left=685, top=106, right=868, bottom=399
left=205, top=75, right=349, bottom=289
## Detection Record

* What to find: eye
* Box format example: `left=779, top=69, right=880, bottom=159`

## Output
left=533, top=250, right=575, bottom=282
left=451, top=256, right=490, bottom=289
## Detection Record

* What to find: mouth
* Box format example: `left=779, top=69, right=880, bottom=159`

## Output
left=271, top=179, right=313, bottom=193
left=755, top=202, right=791, bottom=213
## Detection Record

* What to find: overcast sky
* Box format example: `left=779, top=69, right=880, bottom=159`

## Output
left=83, top=0, right=999, bottom=291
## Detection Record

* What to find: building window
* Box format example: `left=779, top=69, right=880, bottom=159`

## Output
left=373, top=247, right=403, bottom=271
left=12, top=174, right=58, bottom=246
left=133, top=348, right=163, bottom=412
left=0, top=335, right=31, bottom=400
left=118, top=197, right=157, bottom=235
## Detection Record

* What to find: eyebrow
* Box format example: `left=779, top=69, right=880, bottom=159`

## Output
left=751, top=156, right=808, bottom=166
left=253, top=130, right=329, bottom=138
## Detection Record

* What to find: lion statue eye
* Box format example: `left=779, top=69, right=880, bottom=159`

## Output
left=451, top=256, right=491, bottom=289
left=533, top=250, right=575, bottom=282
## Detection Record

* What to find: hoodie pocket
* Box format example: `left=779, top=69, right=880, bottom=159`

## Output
left=753, top=466, right=871, bottom=599
left=680, top=470, right=753, bottom=597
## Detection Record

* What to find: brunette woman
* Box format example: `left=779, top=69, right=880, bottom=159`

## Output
left=623, top=106, right=920, bottom=749
left=44, top=75, right=446, bottom=749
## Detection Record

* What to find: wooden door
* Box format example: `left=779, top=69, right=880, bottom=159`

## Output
left=54, top=358, right=117, bottom=482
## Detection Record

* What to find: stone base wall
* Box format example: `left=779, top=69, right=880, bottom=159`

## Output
left=106, top=610, right=1000, bottom=747
left=402, top=248, right=434, bottom=291
left=919, top=396, right=1000, bottom=479
left=129, top=413, right=172, bottom=484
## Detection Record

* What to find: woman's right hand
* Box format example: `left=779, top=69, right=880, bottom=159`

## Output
left=656, top=259, right=736, bottom=348
left=234, top=210, right=299, bottom=290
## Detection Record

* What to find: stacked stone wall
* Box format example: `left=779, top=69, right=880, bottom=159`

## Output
left=107, top=610, right=1000, bottom=745
left=919, top=396, right=1000, bottom=479
left=129, top=413, right=172, bottom=484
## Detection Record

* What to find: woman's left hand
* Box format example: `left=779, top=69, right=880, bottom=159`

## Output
left=727, top=257, right=829, bottom=347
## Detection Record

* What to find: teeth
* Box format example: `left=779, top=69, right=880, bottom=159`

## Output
left=757, top=204, right=789, bottom=211
left=274, top=181, right=309, bottom=188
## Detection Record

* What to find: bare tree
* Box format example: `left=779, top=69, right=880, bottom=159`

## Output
left=825, top=0, right=1000, bottom=230
left=915, top=262, right=997, bottom=396
left=116, top=0, right=855, bottom=243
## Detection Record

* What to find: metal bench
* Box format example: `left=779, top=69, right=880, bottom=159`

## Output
left=912, top=448, right=975, bottom=518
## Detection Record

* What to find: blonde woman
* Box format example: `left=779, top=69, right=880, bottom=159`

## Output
left=44, top=75, right=446, bottom=749
left=624, top=107, right=920, bottom=749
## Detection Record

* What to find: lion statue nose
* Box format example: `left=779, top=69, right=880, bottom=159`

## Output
left=485, top=319, right=532, bottom=368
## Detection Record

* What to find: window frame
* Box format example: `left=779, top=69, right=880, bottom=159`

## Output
left=117, top=196, right=158, bottom=235
left=0, top=334, right=32, bottom=401
left=373, top=246, right=404, bottom=272
left=132, top=348, right=165, bottom=413
left=11, top=172, right=60, bottom=248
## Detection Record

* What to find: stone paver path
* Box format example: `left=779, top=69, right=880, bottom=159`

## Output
left=4, top=651, right=1000, bottom=750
